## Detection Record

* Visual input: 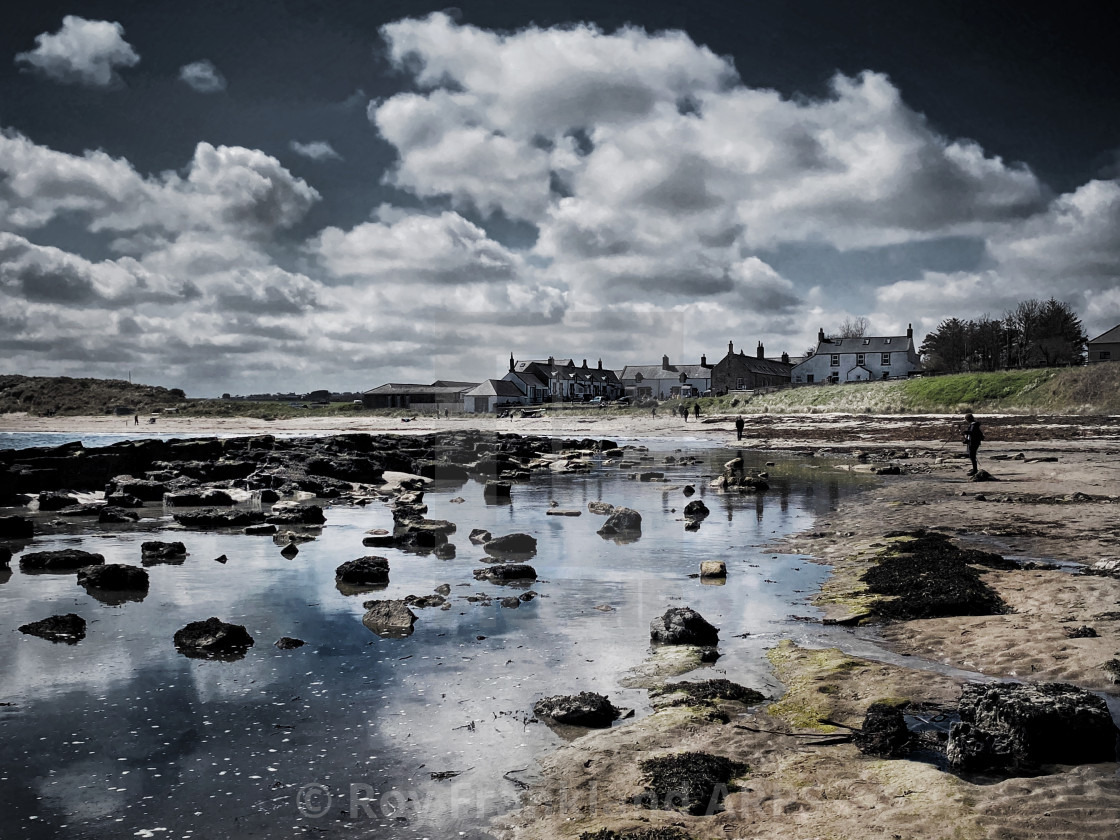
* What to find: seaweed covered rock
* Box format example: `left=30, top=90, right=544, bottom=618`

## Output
left=534, top=692, right=621, bottom=728
left=336, top=556, right=390, bottom=586
left=141, top=541, right=187, bottom=565
left=853, top=702, right=912, bottom=758
left=483, top=533, right=537, bottom=557
left=649, top=607, right=718, bottom=646
left=638, top=751, right=747, bottom=816
left=173, top=507, right=266, bottom=529
left=99, top=506, right=140, bottom=523
left=946, top=682, right=1118, bottom=773
left=683, top=499, right=709, bottom=521
left=77, top=563, right=149, bottom=591
left=650, top=678, right=764, bottom=708
left=597, top=507, right=642, bottom=537
left=579, top=831, right=692, bottom=840
left=861, top=531, right=1009, bottom=619
left=474, top=563, right=537, bottom=582
left=19, top=613, right=86, bottom=643
left=266, top=503, right=326, bottom=525
left=20, top=549, right=105, bottom=572
left=173, top=617, right=255, bottom=660
left=37, top=491, right=78, bottom=511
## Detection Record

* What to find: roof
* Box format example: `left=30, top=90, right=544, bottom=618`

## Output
left=1088, top=324, right=1120, bottom=344
left=513, top=358, right=621, bottom=385
left=715, top=352, right=795, bottom=377
left=363, top=382, right=477, bottom=396
left=465, top=379, right=524, bottom=398
left=811, top=335, right=911, bottom=354
left=619, top=363, right=711, bottom=380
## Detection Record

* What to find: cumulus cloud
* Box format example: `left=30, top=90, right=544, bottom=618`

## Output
left=290, top=140, right=342, bottom=161
left=179, top=59, right=226, bottom=93
left=14, top=16, right=139, bottom=87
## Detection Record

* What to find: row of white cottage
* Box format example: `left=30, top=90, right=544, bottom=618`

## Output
left=362, top=327, right=924, bottom=413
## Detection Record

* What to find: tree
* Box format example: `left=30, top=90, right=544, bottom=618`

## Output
left=920, top=318, right=971, bottom=372
left=1005, top=298, right=1086, bottom=367
left=834, top=316, right=870, bottom=338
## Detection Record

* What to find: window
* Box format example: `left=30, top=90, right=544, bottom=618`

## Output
left=884, top=337, right=892, bottom=344
left=1101, top=351, right=1112, bottom=360
left=862, top=338, right=870, bottom=345
left=830, top=354, right=840, bottom=367
left=806, top=374, right=814, bottom=383
left=736, top=377, right=744, bottom=388
left=881, top=353, right=891, bottom=366
left=856, top=353, right=865, bottom=366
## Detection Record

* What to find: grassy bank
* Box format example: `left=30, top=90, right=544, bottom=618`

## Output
left=675, top=365, right=1120, bottom=416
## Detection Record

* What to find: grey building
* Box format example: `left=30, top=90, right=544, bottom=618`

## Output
left=792, top=326, right=923, bottom=384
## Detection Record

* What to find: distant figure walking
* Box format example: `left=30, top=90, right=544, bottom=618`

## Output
left=679, top=405, right=688, bottom=422
left=962, top=412, right=984, bottom=475
left=735, top=414, right=745, bottom=440
left=693, top=403, right=700, bottom=420
left=134, top=414, right=139, bottom=425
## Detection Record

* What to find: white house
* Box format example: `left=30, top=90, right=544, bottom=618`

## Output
left=618, top=355, right=712, bottom=399
left=462, top=379, right=527, bottom=413
left=792, top=326, right=923, bottom=384
left=501, top=355, right=622, bottom=402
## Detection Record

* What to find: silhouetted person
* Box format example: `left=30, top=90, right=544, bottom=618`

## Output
left=962, top=412, right=984, bottom=475
left=735, top=414, right=745, bottom=440
left=693, top=403, right=700, bottom=420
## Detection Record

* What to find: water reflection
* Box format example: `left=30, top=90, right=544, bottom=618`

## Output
left=0, top=444, right=872, bottom=839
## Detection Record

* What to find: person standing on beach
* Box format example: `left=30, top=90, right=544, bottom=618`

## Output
left=735, top=414, right=745, bottom=440
left=693, top=403, right=700, bottom=420
left=962, top=412, right=984, bottom=475
left=680, top=404, right=688, bottom=422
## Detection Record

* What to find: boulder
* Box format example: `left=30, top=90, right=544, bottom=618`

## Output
left=597, top=507, right=642, bottom=537
left=173, top=617, right=255, bottom=660
left=280, top=543, right=300, bottom=559
left=19, top=613, right=86, bottom=644
left=650, top=607, right=719, bottom=646
left=684, top=499, right=710, bottom=521
left=433, top=543, right=457, bottom=559
left=0, top=545, right=10, bottom=568
left=173, top=507, right=266, bottom=529
left=336, top=556, right=390, bottom=586
left=20, top=549, right=105, bottom=572
left=244, top=524, right=277, bottom=536
left=533, top=692, right=621, bottom=727
left=275, top=637, right=305, bottom=650
left=699, top=560, right=726, bottom=578
left=468, top=528, right=492, bottom=545
left=99, top=506, right=140, bottom=523
left=854, top=703, right=911, bottom=758
left=946, top=682, right=1119, bottom=772
left=483, top=480, right=512, bottom=498
left=0, top=515, right=34, bottom=539
left=77, top=563, right=149, bottom=591
left=638, top=751, right=747, bottom=816
left=164, top=490, right=235, bottom=507
left=141, top=541, right=187, bottom=563
left=361, top=600, right=418, bottom=637
left=266, top=503, right=326, bottom=525
left=474, top=563, right=538, bottom=582
left=38, top=491, right=79, bottom=511
left=105, top=492, right=144, bottom=508
left=483, top=533, right=537, bottom=557
left=587, top=501, right=615, bottom=515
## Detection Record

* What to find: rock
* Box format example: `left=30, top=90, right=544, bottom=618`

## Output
left=699, top=560, right=726, bottom=578
left=650, top=607, right=719, bottom=646
left=483, top=533, right=537, bottom=557
left=280, top=543, right=300, bottom=559
left=99, top=506, right=140, bottom=523
left=1065, top=625, right=1098, bottom=639
left=474, top=563, right=537, bottom=582
left=546, top=509, right=582, bottom=516
left=77, top=563, right=149, bottom=591
left=683, top=499, right=709, bottom=520
left=38, top=491, right=79, bottom=511
left=20, top=549, right=105, bottom=572
left=274, top=637, right=305, bottom=650
left=649, top=679, right=764, bottom=711
left=0, top=545, right=10, bottom=568
left=362, top=533, right=398, bottom=548
left=682, top=484, right=696, bottom=497
left=213, top=554, right=228, bottom=564
left=969, top=469, right=998, bottom=482
left=164, top=489, right=235, bottom=507
left=173, top=617, right=255, bottom=660
left=468, top=528, right=492, bottom=545
left=638, top=751, right=747, bottom=816
left=361, top=600, right=417, bottom=637
left=854, top=703, right=911, bottom=757
left=872, top=464, right=901, bottom=475
left=0, top=515, right=34, bottom=539
left=141, top=541, right=187, bottom=565
left=19, top=613, right=86, bottom=643
left=433, top=543, right=457, bottom=559
left=597, top=507, right=642, bottom=539
left=1087, top=558, right=1120, bottom=578
left=587, top=501, right=615, bottom=515
left=266, top=503, right=326, bottom=525
left=244, top=524, right=277, bottom=536
left=1103, top=660, right=1120, bottom=685
left=336, top=556, right=390, bottom=586
left=173, top=507, right=266, bottom=529
left=403, top=593, right=447, bottom=608
left=947, top=682, right=1119, bottom=772
left=273, top=530, right=317, bottom=545
left=483, top=480, right=512, bottom=498
left=533, top=692, right=621, bottom=727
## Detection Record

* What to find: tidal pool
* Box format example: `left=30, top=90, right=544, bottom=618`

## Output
left=0, top=442, right=872, bottom=839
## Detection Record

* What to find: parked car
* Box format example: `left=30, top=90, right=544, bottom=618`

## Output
left=614, top=396, right=631, bottom=406
left=588, top=396, right=603, bottom=406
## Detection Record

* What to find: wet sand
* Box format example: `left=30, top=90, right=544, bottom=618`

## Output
left=4, top=410, right=1119, bottom=838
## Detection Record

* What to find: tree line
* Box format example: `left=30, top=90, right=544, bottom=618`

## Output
left=919, top=298, right=1087, bottom=373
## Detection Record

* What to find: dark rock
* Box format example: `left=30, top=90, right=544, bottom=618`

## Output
left=683, top=499, right=709, bottom=520
left=947, top=682, right=1119, bottom=772
left=77, top=563, right=149, bottom=591
left=105, top=492, right=144, bottom=508
left=403, top=593, right=447, bottom=608
left=20, top=549, right=105, bottom=572
left=483, top=532, right=537, bottom=557
left=484, top=480, right=512, bottom=498
left=244, top=524, right=277, bottom=536
left=474, top=563, right=537, bottom=582
left=433, top=543, right=456, bottom=559
left=0, top=545, right=10, bottom=568
left=650, top=607, right=719, bottom=646
left=854, top=703, right=912, bottom=757
left=597, top=507, right=642, bottom=539
left=969, top=469, right=998, bottom=482
left=141, top=541, right=187, bottom=561
left=19, top=613, right=86, bottom=644
left=38, top=491, right=79, bottom=511
left=164, top=489, right=235, bottom=507
left=362, top=533, right=399, bottom=548
left=280, top=543, right=300, bottom=559
left=872, top=464, right=901, bottom=475
left=1065, top=625, right=1098, bottom=639
left=650, top=679, right=764, bottom=707
left=213, top=554, right=228, bottom=564
left=275, top=637, right=305, bottom=650
left=534, top=692, right=621, bottom=727
left=468, top=528, right=492, bottom=545
left=638, top=472, right=665, bottom=482
left=0, top=515, right=34, bottom=539
left=682, top=485, right=696, bottom=497
left=361, top=600, right=417, bottom=637
left=501, top=596, right=521, bottom=608
left=587, top=501, right=615, bottom=515
left=578, top=829, right=693, bottom=840
left=99, top=506, right=139, bottom=523
left=173, top=507, right=266, bottom=529
left=174, top=617, right=255, bottom=660
left=638, top=751, right=746, bottom=816
left=336, top=556, right=390, bottom=586
left=1103, top=660, right=1120, bottom=685
left=258, top=488, right=280, bottom=504
left=266, top=503, right=326, bottom=525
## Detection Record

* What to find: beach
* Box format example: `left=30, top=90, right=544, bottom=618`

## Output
left=3, top=410, right=1119, bottom=839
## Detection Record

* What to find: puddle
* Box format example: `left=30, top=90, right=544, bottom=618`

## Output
left=2, top=443, right=881, bottom=838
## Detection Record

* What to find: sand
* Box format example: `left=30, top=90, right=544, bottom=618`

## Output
left=4, top=409, right=1119, bottom=838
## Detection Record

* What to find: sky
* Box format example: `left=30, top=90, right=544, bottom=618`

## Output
left=1, top=1, right=1118, bottom=396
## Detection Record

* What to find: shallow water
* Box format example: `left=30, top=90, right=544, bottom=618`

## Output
left=0, top=441, right=875, bottom=839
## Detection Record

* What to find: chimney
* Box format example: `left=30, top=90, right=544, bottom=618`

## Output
left=728, top=340, right=734, bottom=355
left=700, top=354, right=707, bottom=367
left=817, top=327, right=825, bottom=342
left=582, top=358, right=588, bottom=368
left=509, top=352, right=515, bottom=372
left=597, top=358, right=602, bottom=369
left=906, top=323, right=913, bottom=339
left=757, top=341, right=765, bottom=359
left=781, top=351, right=789, bottom=364
left=548, top=356, right=554, bottom=366
left=662, top=354, right=670, bottom=369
